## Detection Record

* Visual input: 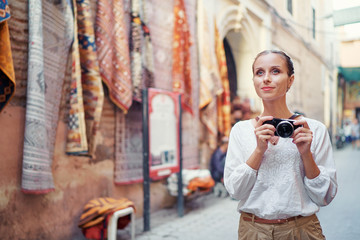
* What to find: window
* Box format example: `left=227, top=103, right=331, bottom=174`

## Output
left=312, top=8, right=316, bottom=39
left=287, top=0, right=293, bottom=15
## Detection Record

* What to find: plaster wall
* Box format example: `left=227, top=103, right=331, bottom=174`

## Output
left=0, top=99, right=175, bottom=239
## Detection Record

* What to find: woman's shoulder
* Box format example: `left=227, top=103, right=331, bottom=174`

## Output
left=233, top=119, right=253, bottom=129
left=230, top=119, right=254, bottom=135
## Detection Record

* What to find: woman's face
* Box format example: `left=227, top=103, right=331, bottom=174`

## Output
left=252, top=53, right=294, bottom=102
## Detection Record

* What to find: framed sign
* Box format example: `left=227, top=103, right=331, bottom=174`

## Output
left=148, top=88, right=180, bottom=180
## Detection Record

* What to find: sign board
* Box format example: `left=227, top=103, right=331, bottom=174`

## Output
left=147, top=88, right=180, bottom=180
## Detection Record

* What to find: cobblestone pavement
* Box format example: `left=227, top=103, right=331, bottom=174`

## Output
left=117, top=144, right=360, bottom=240
left=317, top=144, right=360, bottom=240
left=118, top=193, right=239, bottom=240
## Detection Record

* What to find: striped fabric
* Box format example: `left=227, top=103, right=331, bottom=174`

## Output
left=197, top=0, right=222, bottom=109
left=147, top=0, right=174, bottom=90
left=172, top=0, right=192, bottom=114
left=66, top=0, right=88, bottom=154
left=22, top=0, right=73, bottom=193
left=77, top=0, right=104, bottom=156
left=197, top=0, right=222, bottom=150
left=130, top=0, right=142, bottom=101
left=7, top=0, right=28, bottom=103
left=114, top=102, right=143, bottom=185
left=66, top=0, right=104, bottom=156
left=95, top=0, right=132, bottom=112
left=181, top=0, right=199, bottom=169
left=0, top=0, right=15, bottom=113
left=130, top=0, right=155, bottom=102
left=22, top=0, right=52, bottom=193
left=78, top=197, right=135, bottom=229
left=140, top=0, right=155, bottom=94
left=215, top=21, right=231, bottom=137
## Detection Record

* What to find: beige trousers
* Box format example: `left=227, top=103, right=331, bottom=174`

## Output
left=238, top=213, right=325, bottom=240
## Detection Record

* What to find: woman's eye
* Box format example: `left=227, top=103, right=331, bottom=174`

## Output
left=256, top=70, right=264, bottom=75
left=272, top=69, right=280, bottom=74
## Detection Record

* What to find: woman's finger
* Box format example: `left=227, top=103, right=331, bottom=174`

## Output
left=256, top=116, right=274, bottom=127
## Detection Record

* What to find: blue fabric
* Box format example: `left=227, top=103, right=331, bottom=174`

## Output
left=210, top=148, right=226, bottom=182
left=0, top=0, right=10, bottom=22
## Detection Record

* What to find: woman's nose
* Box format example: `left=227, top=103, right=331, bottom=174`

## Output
left=263, top=72, right=271, bottom=83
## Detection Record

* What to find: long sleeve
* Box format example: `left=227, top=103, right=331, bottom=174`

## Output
left=304, top=123, right=338, bottom=206
left=224, top=122, right=258, bottom=200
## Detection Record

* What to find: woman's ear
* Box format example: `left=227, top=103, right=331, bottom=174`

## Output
left=287, top=75, right=294, bottom=91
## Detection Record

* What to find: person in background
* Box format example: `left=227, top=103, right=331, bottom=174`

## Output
left=351, top=118, right=360, bottom=150
left=224, top=50, right=337, bottom=240
left=210, top=136, right=229, bottom=197
left=344, top=120, right=352, bottom=144
left=231, top=105, right=243, bottom=126
left=240, top=98, right=252, bottom=120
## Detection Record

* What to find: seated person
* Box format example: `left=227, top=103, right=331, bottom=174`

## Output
left=210, top=136, right=229, bottom=197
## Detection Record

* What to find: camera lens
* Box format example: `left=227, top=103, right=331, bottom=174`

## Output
left=276, top=121, right=294, bottom=138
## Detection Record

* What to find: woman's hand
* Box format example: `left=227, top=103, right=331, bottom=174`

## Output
left=247, top=116, right=276, bottom=170
left=292, top=118, right=320, bottom=179
left=254, top=116, right=276, bottom=153
left=292, top=118, right=313, bottom=156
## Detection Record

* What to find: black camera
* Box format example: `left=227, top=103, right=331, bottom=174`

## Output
left=263, top=118, right=302, bottom=138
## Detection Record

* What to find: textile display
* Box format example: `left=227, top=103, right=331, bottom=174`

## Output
left=200, top=100, right=218, bottom=150
left=22, top=0, right=73, bottom=193
left=114, top=102, right=143, bottom=184
left=215, top=21, right=231, bottom=137
left=197, top=0, right=222, bottom=109
left=140, top=0, right=155, bottom=97
left=180, top=0, right=199, bottom=169
left=197, top=0, right=222, bottom=150
left=7, top=1, right=28, bottom=103
left=66, top=0, right=104, bottom=156
left=95, top=0, right=132, bottom=112
left=130, top=0, right=142, bottom=101
left=167, top=169, right=214, bottom=196
left=78, top=197, right=135, bottom=240
left=0, top=0, right=15, bottom=113
left=147, top=0, right=174, bottom=90
left=66, top=0, right=88, bottom=154
left=172, top=0, right=192, bottom=114
left=130, top=0, right=155, bottom=102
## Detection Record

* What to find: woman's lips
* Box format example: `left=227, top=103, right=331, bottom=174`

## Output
left=262, top=87, right=274, bottom=91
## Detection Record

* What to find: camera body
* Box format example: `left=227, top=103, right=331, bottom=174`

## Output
left=263, top=118, right=302, bottom=138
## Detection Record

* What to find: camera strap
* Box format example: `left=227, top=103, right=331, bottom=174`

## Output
left=289, top=113, right=301, bottom=119
left=255, top=113, right=301, bottom=122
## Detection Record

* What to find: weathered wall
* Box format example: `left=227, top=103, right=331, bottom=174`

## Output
left=0, top=99, right=176, bottom=239
left=0, top=1, right=180, bottom=239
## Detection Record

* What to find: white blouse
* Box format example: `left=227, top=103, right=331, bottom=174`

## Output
left=224, top=118, right=337, bottom=220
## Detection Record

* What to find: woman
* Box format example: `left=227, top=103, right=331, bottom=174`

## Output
left=224, top=50, right=337, bottom=240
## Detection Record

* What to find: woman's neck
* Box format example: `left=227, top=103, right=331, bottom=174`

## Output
left=260, top=100, right=293, bottom=119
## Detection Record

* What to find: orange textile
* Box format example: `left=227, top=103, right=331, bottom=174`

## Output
left=95, top=0, right=133, bottom=113
left=215, top=22, right=231, bottom=137
left=172, top=0, right=193, bottom=114
left=0, top=20, right=15, bottom=113
left=187, top=175, right=215, bottom=195
left=197, top=0, right=222, bottom=109
left=79, top=197, right=135, bottom=228
left=66, top=0, right=89, bottom=154
left=197, top=0, right=222, bottom=149
left=78, top=197, right=135, bottom=239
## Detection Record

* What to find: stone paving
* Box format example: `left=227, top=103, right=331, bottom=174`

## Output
left=117, top=193, right=239, bottom=240
left=117, top=144, right=360, bottom=240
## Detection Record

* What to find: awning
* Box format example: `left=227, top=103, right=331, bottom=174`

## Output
left=338, top=67, right=360, bottom=82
